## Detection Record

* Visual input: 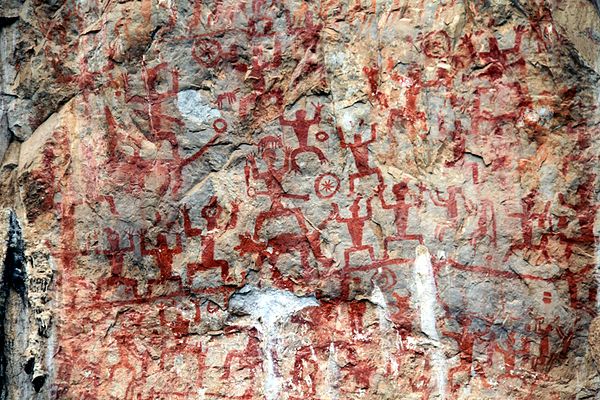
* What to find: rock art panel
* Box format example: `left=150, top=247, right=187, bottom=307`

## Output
left=0, top=0, right=599, bottom=399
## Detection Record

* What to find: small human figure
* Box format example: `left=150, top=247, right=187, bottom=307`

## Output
left=387, top=67, right=428, bottom=141
left=182, top=197, right=239, bottom=283
left=108, top=311, right=150, bottom=398
left=389, top=292, right=414, bottom=344
left=140, top=230, right=183, bottom=289
left=330, top=196, right=376, bottom=299
left=245, top=143, right=309, bottom=240
left=470, top=199, right=497, bottom=248
left=429, top=186, right=474, bottom=241
left=335, top=341, right=377, bottom=393
left=563, top=264, right=597, bottom=315
left=126, top=63, right=184, bottom=151
left=378, top=181, right=423, bottom=257
left=493, top=331, right=530, bottom=378
left=221, top=327, right=262, bottom=398
left=331, top=196, right=376, bottom=268
left=531, top=316, right=558, bottom=371
left=503, top=190, right=551, bottom=262
left=245, top=144, right=309, bottom=208
left=235, top=203, right=332, bottom=286
left=444, top=121, right=467, bottom=167
left=157, top=300, right=207, bottom=385
left=291, top=345, right=319, bottom=397
left=239, top=41, right=283, bottom=117
left=94, top=228, right=138, bottom=300
left=557, top=174, right=599, bottom=260
left=279, top=103, right=327, bottom=171
left=336, top=121, right=384, bottom=193
left=443, top=314, right=491, bottom=393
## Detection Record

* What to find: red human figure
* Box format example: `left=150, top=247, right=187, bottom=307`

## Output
left=531, top=316, right=558, bottom=372
left=158, top=301, right=207, bottom=385
left=503, top=190, right=551, bottom=262
left=336, top=341, right=376, bottom=393
left=80, top=140, right=119, bottom=215
left=348, top=301, right=367, bottom=335
left=239, top=41, right=283, bottom=118
left=247, top=42, right=281, bottom=93
left=245, top=145, right=309, bottom=240
left=236, top=232, right=318, bottom=286
left=239, top=138, right=331, bottom=283
left=140, top=230, right=183, bottom=287
left=108, top=311, right=150, bottom=399
left=510, top=321, right=535, bottom=372
left=390, top=293, right=414, bottom=341
left=547, top=318, right=578, bottom=369
left=336, top=122, right=384, bottom=193
left=387, top=67, right=428, bottom=141
left=557, top=174, right=599, bottom=260
left=104, top=104, right=174, bottom=198
left=221, top=328, right=262, bottom=398
left=158, top=303, right=199, bottom=338
left=94, top=228, right=138, bottom=300
left=126, top=62, right=184, bottom=152
left=245, top=145, right=309, bottom=207
left=470, top=199, right=497, bottom=248
left=332, top=196, right=376, bottom=269
left=444, top=121, right=467, bottom=167
left=182, top=197, right=239, bottom=283
left=409, top=357, right=433, bottom=400
left=378, top=181, right=423, bottom=257
left=329, top=196, right=375, bottom=299
left=389, top=293, right=414, bottom=344
left=563, top=264, right=597, bottom=315
left=477, top=25, right=527, bottom=78
left=494, top=332, right=530, bottom=379
left=494, top=333, right=518, bottom=378
left=291, top=345, right=319, bottom=398
left=279, top=103, right=327, bottom=171
left=443, top=315, right=491, bottom=393
left=235, top=208, right=332, bottom=286
left=363, top=65, right=388, bottom=107
left=429, top=186, right=474, bottom=241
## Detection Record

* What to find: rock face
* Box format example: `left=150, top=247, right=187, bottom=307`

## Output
left=0, top=0, right=599, bottom=399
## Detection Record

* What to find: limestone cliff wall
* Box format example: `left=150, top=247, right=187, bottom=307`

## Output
left=0, top=0, right=599, bottom=399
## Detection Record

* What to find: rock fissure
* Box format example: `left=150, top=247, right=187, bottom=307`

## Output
left=0, top=210, right=25, bottom=400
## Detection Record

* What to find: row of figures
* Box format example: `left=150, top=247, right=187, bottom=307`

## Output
left=83, top=275, right=582, bottom=400
left=85, top=106, right=596, bottom=303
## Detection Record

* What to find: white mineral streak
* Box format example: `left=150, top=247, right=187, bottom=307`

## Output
left=413, top=245, right=447, bottom=399
left=326, top=342, right=340, bottom=400
left=414, top=245, right=439, bottom=340
left=371, top=284, right=399, bottom=374
left=229, top=286, right=319, bottom=400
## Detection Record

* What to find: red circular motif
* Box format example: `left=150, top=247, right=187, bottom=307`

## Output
left=192, top=39, right=222, bottom=67
left=213, top=118, right=228, bottom=133
left=315, top=173, right=340, bottom=199
left=372, top=266, right=398, bottom=291
left=316, top=131, right=329, bottom=142
left=421, top=31, right=451, bottom=59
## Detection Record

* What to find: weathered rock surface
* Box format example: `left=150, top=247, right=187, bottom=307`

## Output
left=1, top=0, right=599, bottom=399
